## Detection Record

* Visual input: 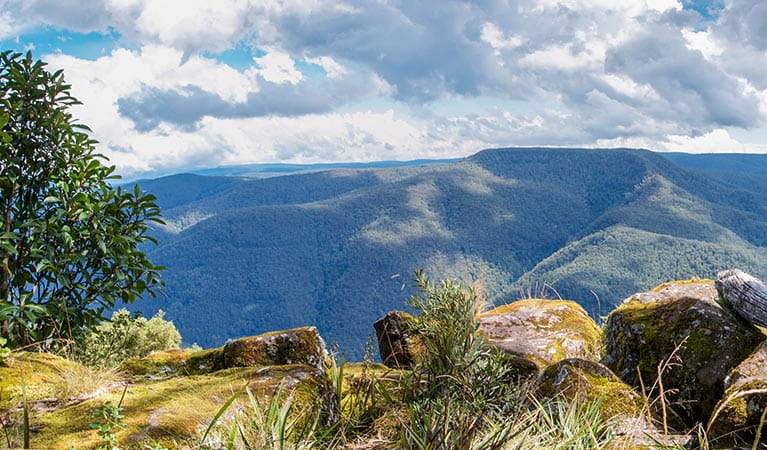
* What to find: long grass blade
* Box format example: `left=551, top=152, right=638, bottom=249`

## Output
left=200, top=383, right=248, bottom=445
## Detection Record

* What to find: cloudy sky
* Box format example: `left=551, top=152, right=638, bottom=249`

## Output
left=1, top=0, right=766, bottom=178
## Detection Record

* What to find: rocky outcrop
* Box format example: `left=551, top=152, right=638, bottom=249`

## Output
left=122, top=326, right=328, bottom=377
left=478, top=299, right=602, bottom=368
left=373, top=311, right=419, bottom=369
left=708, top=340, right=767, bottom=446
left=602, top=280, right=764, bottom=427
left=8, top=327, right=336, bottom=449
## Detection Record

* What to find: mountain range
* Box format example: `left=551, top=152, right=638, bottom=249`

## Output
left=131, top=148, right=767, bottom=358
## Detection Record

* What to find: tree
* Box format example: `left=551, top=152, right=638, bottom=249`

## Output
left=0, top=51, right=164, bottom=350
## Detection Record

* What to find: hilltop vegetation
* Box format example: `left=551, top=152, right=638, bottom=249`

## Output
left=133, top=148, right=767, bottom=358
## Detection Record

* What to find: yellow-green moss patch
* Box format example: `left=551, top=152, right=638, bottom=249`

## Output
left=30, top=364, right=332, bottom=449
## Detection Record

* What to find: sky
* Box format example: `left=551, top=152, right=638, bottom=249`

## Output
left=1, top=0, right=766, bottom=178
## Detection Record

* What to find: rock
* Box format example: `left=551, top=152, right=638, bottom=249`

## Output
left=477, top=299, right=602, bottom=368
left=374, top=311, right=420, bottom=369
left=602, top=280, right=765, bottom=427
left=221, top=326, right=328, bottom=370
left=121, top=326, right=328, bottom=377
left=534, top=358, right=691, bottom=449
left=716, top=269, right=767, bottom=328
left=708, top=340, right=767, bottom=446
left=535, top=358, right=643, bottom=419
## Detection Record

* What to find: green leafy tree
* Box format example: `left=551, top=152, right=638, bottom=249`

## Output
left=0, top=51, right=163, bottom=349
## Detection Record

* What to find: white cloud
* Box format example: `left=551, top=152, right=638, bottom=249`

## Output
left=597, top=129, right=767, bottom=154
left=681, top=28, right=723, bottom=59
left=480, top=23, right=523, bottom=58
left=4, top=0, right=764, bottom=177
left=250, top=52, right=303, bottom=84
left=306, top=56, right=346, bottom=78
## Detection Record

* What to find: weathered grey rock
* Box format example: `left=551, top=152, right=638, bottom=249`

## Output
left=478, top=299, right=602, bottom=368
left=708, top=340, right=767, bottom=446
left=374, top=311, right=419, bottom=369
left=716, top=269, right=767, bottom=328
left=602, top=280, right=765, bottom=428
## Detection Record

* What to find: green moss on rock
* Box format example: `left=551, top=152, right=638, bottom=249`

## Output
left=121, top=327, right=328, bottom=378
left=602, top=280, right=764, bottom=427
left=222, top=326, right=327, bottom=370
left=708, top=340, right=767, bottom=446
left=478, top=298, right=602, bottom=368
left=535, top=358, right=644, bottom=419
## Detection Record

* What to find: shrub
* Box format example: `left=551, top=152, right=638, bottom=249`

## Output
left=396, top=270, right=524, bottom=448
left=79, top=309, right=181, bottom=367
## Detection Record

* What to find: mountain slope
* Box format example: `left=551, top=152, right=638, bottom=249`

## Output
left=133, top=148, right=767, bottom=358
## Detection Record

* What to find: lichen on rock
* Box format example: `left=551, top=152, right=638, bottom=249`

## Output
left=602, top=280, right=765, bottom=428
left=477, top=298, right=602, bottom=368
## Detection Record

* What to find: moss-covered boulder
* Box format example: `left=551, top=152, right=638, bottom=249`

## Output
left=602, top=280, right=765, bottom=427
left=477, top=299, right=602, bottom=368
left=535, top=358, right=643, bottom=419
left=374, top=311, right=420, bottom=369
left=121, top=326, right=327, bottom=378
left=222, top=326, right=328, bottom=370
left=708, top=340, right=767, bottom=446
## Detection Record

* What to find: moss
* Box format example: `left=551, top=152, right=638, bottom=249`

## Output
left=651, top=278, right=713, bottom=292
left=536, top=359, right=643, bottom=419
left=0, top=352, right=97, bottom=409
left=120, top=349, right=193, bottom=377
left=184, top=347, right=224, bottom=375
left=30, top=364, right=332, bottom=449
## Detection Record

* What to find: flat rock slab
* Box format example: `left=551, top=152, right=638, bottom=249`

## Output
left=478, top=298, right=602, bottom=368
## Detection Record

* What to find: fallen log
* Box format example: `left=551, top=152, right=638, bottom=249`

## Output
left=716, top=269, right=767, bottom=328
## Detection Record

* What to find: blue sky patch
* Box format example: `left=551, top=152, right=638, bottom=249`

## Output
left=1, top=27, right=121, bottom=60
left=681, top=0, right=725, bottom=20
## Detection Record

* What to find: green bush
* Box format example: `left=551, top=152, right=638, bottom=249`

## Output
left=79, top=309, right=181, bottom=367
left=397, top=270, right=523, bottom=448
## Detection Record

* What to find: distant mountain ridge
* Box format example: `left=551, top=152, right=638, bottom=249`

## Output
left=131, top=148, right=767, bottom=358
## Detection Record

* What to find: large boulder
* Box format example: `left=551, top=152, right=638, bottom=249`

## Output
left=708, top=340, right=767, bottom=446
left=477, top=299, right=602, bottom=368
left=602, top=280, right=765, bottom=427
left=533, top=358, right=684, bottom=449
left=374, top=311, right=420, bottom=369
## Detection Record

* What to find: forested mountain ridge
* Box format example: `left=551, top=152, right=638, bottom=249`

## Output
left=131, top=148, right=767, bottom=358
